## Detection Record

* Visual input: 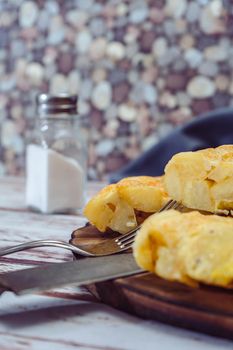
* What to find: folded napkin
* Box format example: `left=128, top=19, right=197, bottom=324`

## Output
left=110, top=108, right=233, bottom=183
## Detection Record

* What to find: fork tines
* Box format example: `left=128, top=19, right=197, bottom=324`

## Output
left=115, top=199, right=181, bottom=249
left=158, top=199, right=181, bottom=212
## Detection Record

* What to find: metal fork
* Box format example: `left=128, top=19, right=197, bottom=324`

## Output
left=115, top=199, right=182, bottom=250
left=0, top=199, right=181, bottom=258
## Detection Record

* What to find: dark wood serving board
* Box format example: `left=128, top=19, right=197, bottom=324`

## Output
left=71, top=225, right=233, bottom=341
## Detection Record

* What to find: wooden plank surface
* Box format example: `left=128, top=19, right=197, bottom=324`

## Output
left=71, top=225, right=233, bottom=340
left=0, top=177, right=233, bottom=350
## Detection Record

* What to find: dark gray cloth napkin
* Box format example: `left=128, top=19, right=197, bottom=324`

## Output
left=110, top=108, right=233, bottom=183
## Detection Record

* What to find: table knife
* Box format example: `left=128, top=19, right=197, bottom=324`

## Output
left=0, top=254, right=143, bottom=295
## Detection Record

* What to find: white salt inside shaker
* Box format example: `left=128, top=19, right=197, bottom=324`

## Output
left=26, top=94, right=87, bottom=214
left=26, top=144, right=84, bottom=214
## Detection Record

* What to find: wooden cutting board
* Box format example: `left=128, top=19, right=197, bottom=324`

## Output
left=71, top=225, right=233, bottom=341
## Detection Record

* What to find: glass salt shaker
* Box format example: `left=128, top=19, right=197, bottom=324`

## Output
left=26, top=94, right=87, bottom=214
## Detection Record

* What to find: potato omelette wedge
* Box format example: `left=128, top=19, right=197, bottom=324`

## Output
left=84, top=176, right=169, bottom=234
left=164, top=145, right=233, bottom=214
left=133, top=210, right=233, bottom=288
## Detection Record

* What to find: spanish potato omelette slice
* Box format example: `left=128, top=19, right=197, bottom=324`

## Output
left=133, top=210, right=233, bottom=288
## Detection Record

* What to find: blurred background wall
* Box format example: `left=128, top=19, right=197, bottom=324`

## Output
left=0, top=0, right=233, bottom=179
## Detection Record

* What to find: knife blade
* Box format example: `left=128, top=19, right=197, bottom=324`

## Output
left=0, top=254, right=143, bottom=295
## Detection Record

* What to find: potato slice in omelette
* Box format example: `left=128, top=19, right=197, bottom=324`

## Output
left=84, top=176, right=168, bottom=234
left=164, top=145, right=233, bottom=214
left=117, top=176, right=167, bottom=213
left=133, top=210, right=233, bottom=288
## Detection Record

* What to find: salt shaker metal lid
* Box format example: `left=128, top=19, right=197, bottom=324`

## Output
left=36, top=94, right=78, bottom=115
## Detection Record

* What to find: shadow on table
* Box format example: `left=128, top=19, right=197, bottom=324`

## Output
left=0, top=298, right=139, bottom=329
left=2, top=294, right=233, bottom=349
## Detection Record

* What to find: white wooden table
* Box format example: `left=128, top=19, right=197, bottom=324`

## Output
left=0, top=177, right=232, bottom=350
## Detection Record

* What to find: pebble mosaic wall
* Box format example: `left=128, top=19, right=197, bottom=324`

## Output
left=0, top=0, right=233, bottom=179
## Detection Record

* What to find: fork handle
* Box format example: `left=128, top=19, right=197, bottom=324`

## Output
left=0, top=240, right=93, bottom=257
